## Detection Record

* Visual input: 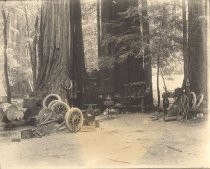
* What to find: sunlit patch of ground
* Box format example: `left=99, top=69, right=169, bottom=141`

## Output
left=0, top=112, right=209, bottom=169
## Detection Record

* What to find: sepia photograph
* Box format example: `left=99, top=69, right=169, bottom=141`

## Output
left=0, top=0, right=209, bottom=168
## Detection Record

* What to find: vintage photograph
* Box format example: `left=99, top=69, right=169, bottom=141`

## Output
left=0, top=0, right=209, bottom=168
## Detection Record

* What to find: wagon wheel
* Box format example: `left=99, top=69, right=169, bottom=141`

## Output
left=43, top=94, right=61, bottom=108
left=48, top=100, right=60, bottom=109
left=51, top=101, right=70, bottom=117
left=189, top=92, right=196, bottom=109
left=38, top=107, right=53, bottom=124
left=61, top=78, right=72, bottom=90
left=65, top=108, right=84, bottom=132
left=196, top=94, right=204, bottom=108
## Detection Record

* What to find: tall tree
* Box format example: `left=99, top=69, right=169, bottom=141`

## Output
left=141, top=0, right=153, bottom=107
left=182, top=0, right=188, bottom=78
left=97, top=0, right=101, bottom=58
left=100, top=0, right=143, bottom=94
left=24, top=7, right=39, bottom=90
left=188, top=0, right=207, bottom=96
left=35, top=0, right=86, bottom=107
left=1, top=8, right=11, bottom=103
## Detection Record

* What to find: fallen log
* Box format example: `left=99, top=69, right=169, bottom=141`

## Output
left=164, top=116, right=177, bottom=122
left=0, top=103, right=19, bottom=121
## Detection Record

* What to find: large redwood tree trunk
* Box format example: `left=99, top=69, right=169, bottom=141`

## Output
left=188, top=0, right=207, bottom=97
left=35, top=0, right=86, bottom=107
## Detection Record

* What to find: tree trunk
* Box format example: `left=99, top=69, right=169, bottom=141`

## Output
left=69, top=0, right=87, bottom=107
left=157, top=55, right=160, bottom=107
left=141, top=0, right=153, bottom=107
left=97, top=0, right=101, bottom=58
left=1, top=10, right=11, bottom=103
left=24, top=8, right=39, bottom=90
left=182, top=0, right=188, bottom=79
left=188, top=0, right=207, bottom=96
left=35, top=0, right=86, bottom=107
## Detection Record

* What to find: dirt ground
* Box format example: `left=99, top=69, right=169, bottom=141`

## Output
left=0, top=112, right=210, bottom=169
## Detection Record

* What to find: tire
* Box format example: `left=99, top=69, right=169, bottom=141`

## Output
left=65, top=108, right=84, bottom=132
left=51, top=101, right=70, bottom=116
left=42, top=94, right=61, bottom=108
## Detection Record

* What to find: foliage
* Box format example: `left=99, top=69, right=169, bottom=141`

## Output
left=0, top=1, right=40, bottom=88
left=100, top=0, right=184, bottom=75
left=81, top=0, right=98, bottom=72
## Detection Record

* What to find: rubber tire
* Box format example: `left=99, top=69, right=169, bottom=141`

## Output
left=51, top=101, right=70, bottom=116
left=42, top=94, right=61, bottom=108
left=65, top=108, right=84, bottom=132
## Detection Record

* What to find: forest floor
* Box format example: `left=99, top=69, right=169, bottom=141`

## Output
left=0, top=112, right=210, bottom=169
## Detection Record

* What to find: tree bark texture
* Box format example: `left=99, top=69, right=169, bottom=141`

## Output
left=1, top=10, right=11, bottom=103
left=188, top=0, right=207, bottom=96
left=35, top=0, right=86, bottom=107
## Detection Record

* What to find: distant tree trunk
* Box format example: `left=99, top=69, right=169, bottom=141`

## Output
left=182, top=0, right=188, bottom=79
left=24, top=7, right=39, bottom=90
left=97, top=0, right=101, bottom=58
left=157, top=54, right=160, bottom=107
left=69, top=0, right=87, bottom=107
left=188, top=0, right=207, bottom=96
left=141, top=0, right=153, bottom=107
left=1, top=10, right=11, bottom=103
left=35, top=0, right=86, bottom=107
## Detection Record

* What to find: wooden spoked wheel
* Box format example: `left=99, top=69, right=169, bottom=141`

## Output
left=189, top=92, right=196, bottom=109
left=196, top=94, right=204, bottom=108
left=38, top=107, right=53, bottom=124
left=65, top=108, right=84, bottom=132
left=51, top=101, right=70, bottom=117
left=42, top=94, right=61, bottom=108
left=48, top=100, right=60, bottom=109
left=61, top=78, right=72, bottom=90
